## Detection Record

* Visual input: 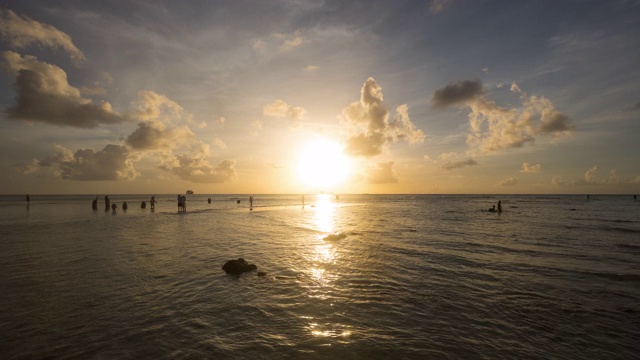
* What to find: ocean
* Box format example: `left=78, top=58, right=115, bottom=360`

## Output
left=1, top=194, right=638, bottom=359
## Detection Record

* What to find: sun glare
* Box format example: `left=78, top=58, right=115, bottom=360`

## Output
left=296, top=138, right=349, bottom=189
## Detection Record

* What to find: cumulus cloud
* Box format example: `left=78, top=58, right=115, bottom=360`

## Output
left=158, top=155, right=237, bottom=183
left=38, top=144, right=138, bottom=181
left=0, top=10, right=86, bottom=66
left=497, top=177, right=518, bottom=186
left=520, top=162, right=541, bottom=173
left=263, top=99, right=307, bottom=122
left=0, top=51, right=123, bottom=128
left=342, top=77, right=425, bottom=157
left=121, top=91, right=236, bottom=183
left=366, top=161, right=398, bottom=184
left=431, top=80, right=485, bottom=108
left=552, top=166, right=624, bottom=187
left=432, top=79, right=574, bottom=153
left=125, top=91, right=197, bottom=152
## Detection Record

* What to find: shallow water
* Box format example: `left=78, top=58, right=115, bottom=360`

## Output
left=1, top=194, right=639, bottom=359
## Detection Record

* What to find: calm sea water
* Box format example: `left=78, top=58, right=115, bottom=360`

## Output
left=0, top=194, right=639, bottom=359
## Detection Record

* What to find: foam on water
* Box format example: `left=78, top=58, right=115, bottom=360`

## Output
left=0, top=194, right=639, bottom=359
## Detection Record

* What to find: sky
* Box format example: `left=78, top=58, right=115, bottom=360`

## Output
left=1, top=0, right=639, bottom=195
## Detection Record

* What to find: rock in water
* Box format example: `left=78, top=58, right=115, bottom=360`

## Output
left=222, top=258, right=257, bottom=274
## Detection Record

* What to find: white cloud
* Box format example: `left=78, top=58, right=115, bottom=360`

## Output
left=342, top=77, right=424, bottom=157
left=497, top=177, right=518, bottom=186
left=432, top=79, right=574, bottom=153
left=263, top=99, right=307, bottom=121
left=520, top=162, right=541, bottom=173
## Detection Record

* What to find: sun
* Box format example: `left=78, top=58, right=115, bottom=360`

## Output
left=296, top=138, right=350, bottom=189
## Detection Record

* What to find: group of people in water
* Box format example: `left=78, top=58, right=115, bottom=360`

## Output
left=92, top=195, right=163, bottom=213
left=486, top=200, right=503, bottom=213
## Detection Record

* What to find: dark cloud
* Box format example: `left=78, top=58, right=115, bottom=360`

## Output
left=625, top=102, right=640, bottom=112
left=539, top=111, right=573, bottom=134
left=431, top=80, right=485, bottom=108
left=1, top=52, right=124, bottom=128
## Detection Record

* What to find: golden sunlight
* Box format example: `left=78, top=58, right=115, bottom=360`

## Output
left=296, top=138, right=349, bottom=189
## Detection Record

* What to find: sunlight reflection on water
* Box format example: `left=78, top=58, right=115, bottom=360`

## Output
left=313, top=194, right=335, bottom=233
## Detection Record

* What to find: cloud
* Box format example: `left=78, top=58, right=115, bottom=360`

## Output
left=429, top=0, right=451, bottom=14
left=431, top=80, right=485, bottom=108
left=123, top=91, right=236, bottom=184
left=520, top=162, right=541, bottom=173
left=366, top=161, right=398, bottom=184
left=304, top=65, right=319, bottom=72
left=15, top=159, right=41, bottom=175
left=1, top=51, right=123, bottom=128
left=432, top=79, right=574, bottom=153
left=342, top=77, right=425, bottom=157
left=251, top=119, right=262, bottom=136
left=125, top=91, right=198, bottom=152
left=441, top=158, right=477, bottom=170
left=38, top=144, right=138, bottom=181
left=0, top=10, right=86, bottom=66
left=158, top=155, right=237, bottom=183
left=625, top=102, right=640, bottom=112
left=263, top=99, right=307, bottom=121
left=497, top=177, right=518, bottom=186
left=553, top=166, right=623, bottom=187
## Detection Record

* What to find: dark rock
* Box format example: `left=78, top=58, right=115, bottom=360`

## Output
left=257, top=271, right=267, bottom=277
left=222, top=258, right=257, bottom=275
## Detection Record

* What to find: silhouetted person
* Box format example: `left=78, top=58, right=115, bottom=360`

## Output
left=122, top=201, right=128, bottom=211
left=208, top=197, right=211, bottom=204
left=92, top=196, right=98, bottom=210
left=497, top=200, right=502, bottom=213
left=635, top=195, right=637, bottom=201
left=111, top=203, right=117, bottom=213
left=587, top=194, right=590, bottom=200
left=150, top=196, right=156, bottom=210
left=105, top=196, right=110, bottom=211
left=141, top=201, right=147, bottom=209
left=249, top=196, right=253, bottom=210
left=488, top=205, right=496, bottom=212
left=26, top=194, right=30, bottom=205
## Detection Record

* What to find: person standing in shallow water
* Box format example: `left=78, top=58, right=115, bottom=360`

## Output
left=249, top=196, right=253, bottom=210
left=497, top=200, right=502, bottom=213
left=92, top=196, right=98, bottom=210
left=26, top=194, right=30, bottom=205
left=150, top=196, right=156, bottom=210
